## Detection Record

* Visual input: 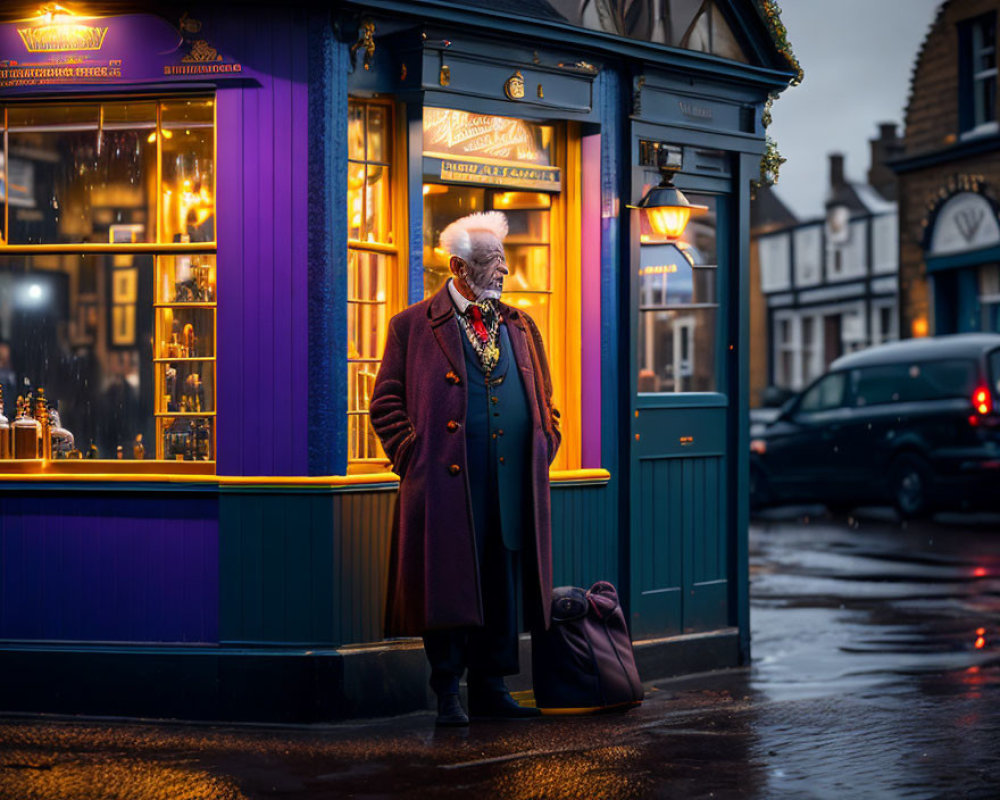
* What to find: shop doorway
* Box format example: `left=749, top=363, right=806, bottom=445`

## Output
left=629, top=175, right=732, bottom=640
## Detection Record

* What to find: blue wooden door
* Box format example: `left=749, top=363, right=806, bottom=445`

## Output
left=629, top=177, right=732, bottom=640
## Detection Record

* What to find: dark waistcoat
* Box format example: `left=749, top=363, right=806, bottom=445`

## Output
left=460, top=321, right=533, bottom=552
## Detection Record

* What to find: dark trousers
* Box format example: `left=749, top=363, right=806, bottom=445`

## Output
left=423, top=520, right=521, bottom=696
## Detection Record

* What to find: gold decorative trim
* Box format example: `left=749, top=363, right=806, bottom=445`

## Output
left=504, top=70, right=525, bottom=100
left=350, top=19, right=376, bottom=72
left=0, top=468, right=612, bottom=486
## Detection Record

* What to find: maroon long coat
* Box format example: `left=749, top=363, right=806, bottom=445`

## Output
left=370, top=286, right=561, bottom=636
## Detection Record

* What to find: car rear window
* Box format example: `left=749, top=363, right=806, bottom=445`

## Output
left=851, top=359, right=977, bottom=406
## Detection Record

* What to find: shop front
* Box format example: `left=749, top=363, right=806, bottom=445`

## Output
left=0, top=1, right=796, bottom=721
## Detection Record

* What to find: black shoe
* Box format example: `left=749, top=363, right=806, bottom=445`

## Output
left=468, top=688, right=541, bottom=720
left=435, top=693, right=469, bottom=727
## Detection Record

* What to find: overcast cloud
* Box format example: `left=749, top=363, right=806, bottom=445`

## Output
left=767, top=0, right=943, bottom=219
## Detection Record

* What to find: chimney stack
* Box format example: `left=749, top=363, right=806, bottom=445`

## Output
left=868, top=122, right=902, bottom=201
left=829, top=153, right=845, bottom=190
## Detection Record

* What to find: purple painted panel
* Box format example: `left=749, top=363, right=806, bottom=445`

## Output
left=215, top=10, right=310, bottom=476
left=581, top=133, right=603, bottom=468
left=0, top=495, right=219, bottom=643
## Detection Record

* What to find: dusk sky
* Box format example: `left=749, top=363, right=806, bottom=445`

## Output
left=768, top=0, right=943, bottom=219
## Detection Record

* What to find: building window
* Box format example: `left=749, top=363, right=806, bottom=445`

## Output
left=347, top=99, right=402, bottom=470
left=980, top=264, right=1000, bottom=332
left=960, top=13, right=998, bottom=136
left=637, top=194, right=719, bottom=394
left=0, top=98, right=216, bottom=470
left=774, top=315, right=796, bottom=388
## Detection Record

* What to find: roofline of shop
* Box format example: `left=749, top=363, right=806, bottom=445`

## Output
left=334, top=0, right=797, bottom=93
left=888, top=133, right=1000, bottom=174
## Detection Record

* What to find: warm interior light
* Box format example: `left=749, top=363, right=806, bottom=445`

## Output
left=912, top=317, right=929, bottom=337
left=646, top=205, right=692, bottom=239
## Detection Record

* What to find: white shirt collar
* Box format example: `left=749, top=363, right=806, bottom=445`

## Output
left=447, top=278, right=473, bottom=314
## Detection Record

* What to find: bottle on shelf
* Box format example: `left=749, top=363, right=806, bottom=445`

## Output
left=0, top=386, right=10, bottom=460
left=13, top=394, right=41, bottom=459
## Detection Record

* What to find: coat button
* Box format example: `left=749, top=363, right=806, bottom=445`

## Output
left=491, top=396, right=499, bottom=404
left=449, top=464, right=462, bottom=475
left=499, top=456, right=505, bottom=464
left=491, top=432, right=497, bottom=439
left=446, top=371, right=461, bottom=385
left=447, top=420, right=460, bottom=433
left=497, top=429, right=504, bottom=436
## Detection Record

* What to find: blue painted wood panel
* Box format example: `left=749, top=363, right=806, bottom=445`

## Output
left=631, top=454, right=728, bottom=639
left=220, top=481, right=614, bottom=646
left=0, top=494, right=219, bottom=643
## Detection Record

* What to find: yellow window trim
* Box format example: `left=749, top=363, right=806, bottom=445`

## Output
left=0, top=467, right=611, bottom=486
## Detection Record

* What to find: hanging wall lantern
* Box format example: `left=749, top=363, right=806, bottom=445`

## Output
left=629, top=142, right=707, bottom=240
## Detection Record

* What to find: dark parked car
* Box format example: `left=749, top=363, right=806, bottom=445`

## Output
left=750, top=334, right=1000, bottom=517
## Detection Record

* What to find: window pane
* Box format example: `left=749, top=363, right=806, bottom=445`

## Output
left=0, top=254, right=155, bottom=459
left=158, top=361, right=214, bottom=414
left=348, top=103, right=365, bottom=161
left=160, top=416, right=213, bottom=461
left=156, top=308, right=215, bottom=360
left=367, top=105, right=389, bottom=163
left=160, top=101, right=215, bottom=243
left=156, top=254, right=216, bottom=303
left=638, top=307, right=716, bottom=393
left=800, top=373, right=846, bottom=412
left=7, top=103, right=157, bottom=245
left=364, top=165, right=392, bottom=244
left=503, top=292, right=550, bottom=350
left=347, top=161, right=365, bottom=240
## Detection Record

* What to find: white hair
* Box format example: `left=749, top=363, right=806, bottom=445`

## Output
left=439, top=211, right=509, bottom=261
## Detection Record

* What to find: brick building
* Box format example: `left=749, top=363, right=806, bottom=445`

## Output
left=893, top=0, right=1000, bottom=336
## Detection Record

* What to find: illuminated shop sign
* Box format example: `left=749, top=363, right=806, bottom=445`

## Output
left=423, top=108, right=560, bottom=191
left=0, top=8, right=241, bottom=90
left=18, top=22, right=108, bottom=52
left=435, top=158, right=561, bottom=191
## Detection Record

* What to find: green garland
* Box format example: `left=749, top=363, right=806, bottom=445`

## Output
left=753, top=0, right=802, bottom=193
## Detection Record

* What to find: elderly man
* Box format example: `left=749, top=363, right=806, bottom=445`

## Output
left=371, top=211, right=560, bottom=726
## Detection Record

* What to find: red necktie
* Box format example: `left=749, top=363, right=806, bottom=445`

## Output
left=468, top=305, right=490, bottom=343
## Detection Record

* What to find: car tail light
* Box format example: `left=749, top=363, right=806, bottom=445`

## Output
left=972, top=387, right=992, bottom=415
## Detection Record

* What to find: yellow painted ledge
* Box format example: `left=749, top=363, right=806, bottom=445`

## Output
left=0, top=466, right=611, bottom=487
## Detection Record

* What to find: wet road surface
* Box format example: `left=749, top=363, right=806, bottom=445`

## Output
left=1, top=507, right=999, bottom=799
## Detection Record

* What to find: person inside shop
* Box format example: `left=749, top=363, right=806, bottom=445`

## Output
left=371, top=211, right=561, bottom=727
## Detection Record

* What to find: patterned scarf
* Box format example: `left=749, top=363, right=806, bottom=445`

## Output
left=458, top=299, right=501, bottom=373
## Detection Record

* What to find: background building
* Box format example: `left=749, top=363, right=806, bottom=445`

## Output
left=753, top=127, right=900, bottom=399
left=893, top=0, right=1000, bottom=337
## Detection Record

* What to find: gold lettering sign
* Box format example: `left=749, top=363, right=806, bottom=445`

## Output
left=18, top=23, right=109, bottom=53
left=438, top=159, right=560, bottom=191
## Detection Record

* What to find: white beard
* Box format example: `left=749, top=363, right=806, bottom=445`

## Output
left=462, top=265, right=503, bottom=301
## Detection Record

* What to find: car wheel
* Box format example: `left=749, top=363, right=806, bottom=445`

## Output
left=750, top=465, right=772, bottom=511
left=890, top=454, right=932, bottom=519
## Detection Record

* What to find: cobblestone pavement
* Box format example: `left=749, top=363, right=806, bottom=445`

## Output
left=1, top=507, right=998, bottom=799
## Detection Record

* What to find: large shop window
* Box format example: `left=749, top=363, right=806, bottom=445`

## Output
left=637, top=194, right=718, bottom=393
left=347, top=99, right=401, bottom=470
left=0, top=99, right=216, bottom=473
left=421, top=108, right=581, bottom=470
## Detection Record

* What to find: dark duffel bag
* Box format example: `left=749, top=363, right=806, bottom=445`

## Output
left=532, top=581, right=644, bottom=712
